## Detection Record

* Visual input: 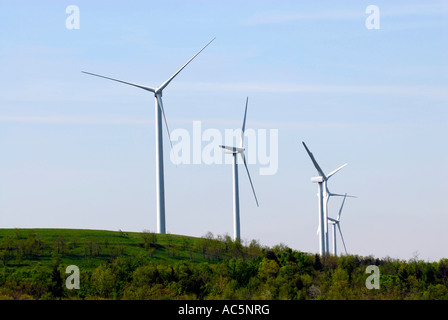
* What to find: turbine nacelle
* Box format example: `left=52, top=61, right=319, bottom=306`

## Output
left=220, top=145, right=245, bottom=154
left=311, top=176, right=324, bottom=183
left=328, top=217, right=339, bottom=224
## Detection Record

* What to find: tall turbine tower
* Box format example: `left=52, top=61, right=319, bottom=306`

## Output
left=83, top=38, right=215, bottom=234
left=220, top=97, right=259, bottom=241
left=328, top=193, right=348, bottom=256
left=302, top=141, right=347, bottom=255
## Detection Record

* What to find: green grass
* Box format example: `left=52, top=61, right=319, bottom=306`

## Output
left=0, top=228, right=215, bottom=272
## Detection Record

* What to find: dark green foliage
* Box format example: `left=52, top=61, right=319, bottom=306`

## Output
left=0, top=228, right=447, bottom=300
left=48, top=259, right=65, bottom=299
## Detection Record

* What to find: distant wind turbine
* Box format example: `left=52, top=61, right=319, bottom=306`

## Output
left=220, top=97, right=259, bottom=241
left=83, top=38, right=215, bottom=234
left=328, top=193, right=348, bottom=256
left=302, top=141, right=351, bottom=255
left=322, top=183, right=356, bottom=253
left=316, top=186, right=356, bottom=255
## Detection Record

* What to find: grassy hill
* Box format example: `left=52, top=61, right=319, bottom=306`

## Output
left=0, top=228, right=225, bottom=270
left=1, top=228, right=448, bottom=300
left=0, top=228, right=262, bottom=299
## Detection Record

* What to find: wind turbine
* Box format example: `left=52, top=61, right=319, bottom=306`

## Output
left=322, top=182, right=356, bottom=252
left=302, top=141, right=348, bottom=255
left=328, top=193, right=348, bottom=256
left=220, top=97, right=259, bottom=241
left=82, top=38, right=215, bottom=234
left=315, top=183, right=356, bottom=254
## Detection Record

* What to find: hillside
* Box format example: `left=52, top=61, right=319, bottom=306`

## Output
left=0, top=228, right=218, bottom=268
left=0, top=228, right=447, bottom=300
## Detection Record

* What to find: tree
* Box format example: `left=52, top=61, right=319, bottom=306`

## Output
left=0, top=236, right=14, bottom=266
left=293, top=251, right=313, bottom=274
left=248, top=239, right=262, bottom=259
left=92, top=264, right=117, bottom=298
left=258, top=258, right=279, bottom=281
left=437, top=259, right=448, bottom=285
left=87, top=240, right=101, bottom=256
left=227, top=258, right=258, bottom=287
left=55, top=236, right=67, bottom=256
left=48, top=260, right=65, bottom=299
left=327, top=267, right=351, bottom=299
left=313, top=254, right=323, bottom=271
left=0, top=249, right=10, bottom=266
left=340, top=255, right=361, bottom=281
left=279, top=247, right=294, bottom=266
left=141, top=230, right=157, bottom=249
left=131, top=264, right=160, bottom=287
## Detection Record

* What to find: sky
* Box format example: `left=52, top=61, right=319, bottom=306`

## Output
left=0, top=0, right=447, bottom=262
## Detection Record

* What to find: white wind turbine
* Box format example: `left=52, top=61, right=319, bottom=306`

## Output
left=220, top=97, right=259, bottom=241
left=315, top=185, right=355, bottom=253
left=328, top=193, right=348, bottom=256
left=302, top=141, right=349, bottom=255
left=322, top=180, right=356, bottom=253
left=82, top=38, right=215, bottom=234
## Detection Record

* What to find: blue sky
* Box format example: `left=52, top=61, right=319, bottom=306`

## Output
left=0, top=0, right=447, bottom=261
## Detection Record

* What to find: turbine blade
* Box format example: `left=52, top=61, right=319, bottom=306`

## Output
left=326, top=163, right=347, bottom=179
left=301, top=142, right=326, bottom=179
left=156, top=95, right=177, bottom=165
left=337, top=194, right=347, bottom=221
left=240, top=96, right=249, bottom=148
left=328, top=192, right=357, bottom=198
left=241, top=153, right=259, bottom=207
left=337, top=224, right=348, bottom=255
left=82, top=71, right=155, bottom=92
left=157, top=37, right=215, bottom=91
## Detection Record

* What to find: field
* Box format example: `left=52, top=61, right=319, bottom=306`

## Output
left=0, top=228, right=214, bottom=270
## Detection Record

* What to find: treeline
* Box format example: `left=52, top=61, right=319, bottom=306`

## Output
left=0, top=231, right=447, bottom=300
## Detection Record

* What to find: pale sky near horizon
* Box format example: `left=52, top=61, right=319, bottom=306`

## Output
left=0, top=1, right=447, bottom=261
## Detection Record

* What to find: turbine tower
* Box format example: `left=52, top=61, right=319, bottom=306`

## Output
left=328, top=193, right=348, bottom=256
left=83, top=38, right=215, bottom=234
left=220, top=97, right=259, bottom=241
left=302, top=141, right=348, bottom=255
